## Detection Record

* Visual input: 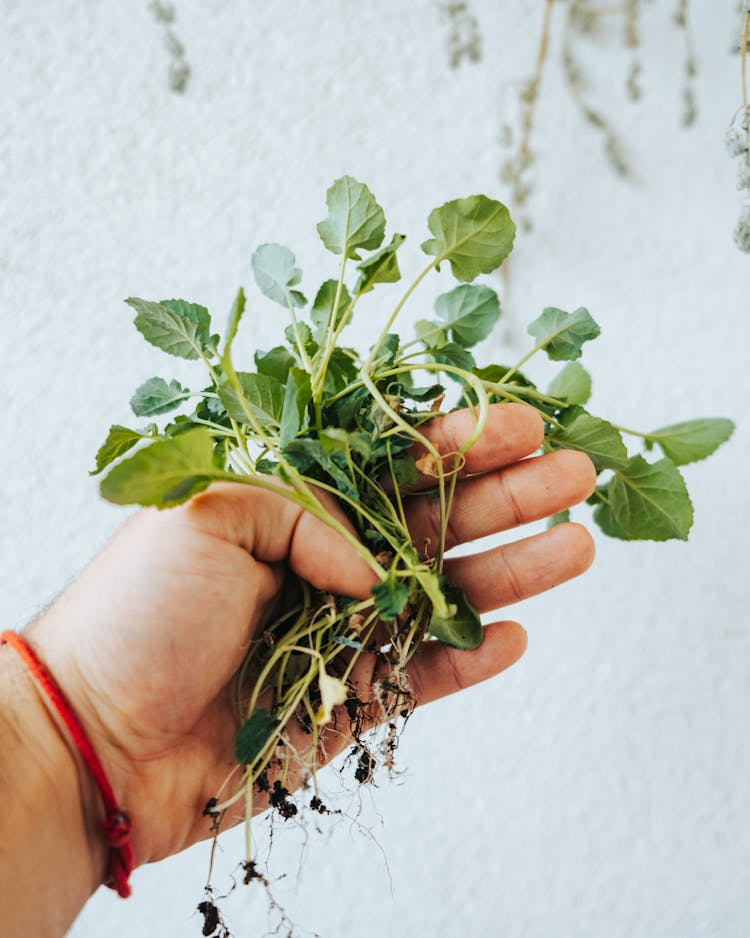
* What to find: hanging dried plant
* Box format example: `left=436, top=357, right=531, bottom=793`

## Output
left=728, top=3, right=750, bottom=251
left=438, top=1, right=482, bottom=69
left=148, top=0, right=191, bottom=94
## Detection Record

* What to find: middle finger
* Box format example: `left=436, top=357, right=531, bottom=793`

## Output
left=405, top=449, right=596, bottom=558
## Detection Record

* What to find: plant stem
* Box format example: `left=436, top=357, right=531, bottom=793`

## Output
left=312, top=256, right=349, bottom=404
left=287, top=299, right=314, bottom=374
left=610, top=423, right=652, bottom=439
left=363, top=259, right=437, bottom=372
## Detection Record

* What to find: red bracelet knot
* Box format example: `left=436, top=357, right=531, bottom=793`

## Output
left=102, top=810, right=132, bottom=848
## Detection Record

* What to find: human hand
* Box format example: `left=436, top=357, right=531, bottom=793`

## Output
left=28, top=402, right=595, bottom=877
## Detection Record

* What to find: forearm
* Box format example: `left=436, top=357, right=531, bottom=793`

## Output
left=0, top=643, right=105, bottom=938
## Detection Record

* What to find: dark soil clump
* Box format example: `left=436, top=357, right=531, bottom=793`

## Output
left=354, top=747, right=377, bottom=784
left=270, top=780, right=298, bottom=819
left=197, top=899, right=229, bottom=937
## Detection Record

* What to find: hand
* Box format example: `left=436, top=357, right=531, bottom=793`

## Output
left=28, top=403, right=595, bottom=875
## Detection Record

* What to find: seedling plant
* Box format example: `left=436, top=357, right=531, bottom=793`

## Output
left=92, top=176, right=733, bottom=907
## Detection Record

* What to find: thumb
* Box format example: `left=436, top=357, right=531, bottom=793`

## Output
left=187, top=480, right=379, bottom=600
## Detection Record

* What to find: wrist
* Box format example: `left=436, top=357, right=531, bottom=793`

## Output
left=0, top=642, right=108, bottom=934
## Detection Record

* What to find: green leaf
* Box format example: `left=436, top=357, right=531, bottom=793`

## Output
left=645, top=418, right=735, bottom=466
left=318, top=428, right=371, bottom=462
left=281, top=439, right=359, bottom=502
left=354, top=233, right=406, bottom=294
left=127, top=297, right=213, bottom=360
left=130, top=377, right=190, bottom=417
left=548, top=412, right=628, bottom=472
left=310, top=280, right=352, bottom=338
left=328, top=384, right=370, bottom=432
left=414, top=570, right=451, bottom=619
left=163, top=414, right=202, bottom=437
left=90, top=425, right=153, bottom=476
left=472, top=363, right=536, bottom=389
left=218, top=372, right=285, bottom=425
left=547, top=509, right=570, bottom=529
left=316, top=176, right=386, bottom=260
left=527, top=307, right=601, bottom=361
left=428, top=342, right=476, bottom=375
left=370, top=333, right=400, bottom=368
left=100, top=428, right=224, bottom=508
left=371, top=570, right=411, bottom=620
left=284, top=322, right=318, bottom=359
left=255, top=457, right=279, bottom=475
left=251, top=243, right=306, bottom=308
left=323, top=347, right=359, bottom=394
left=280, top=367, right=311, bottom=446
left=254, top=346, right=296, bottom=384
left=428, top=587, right=482, bottom=649
left=224, top=287, right=246, bottom=354
left=548, top=362, right=592, bottom=405
left=399, top=383, right=444, bottom=403
left=235, top=709, right=276, bottom=765
left=390, top=453, right=418, bottom=487
left=609, top=456, right=693, bottom=541
left=421, top=195, right=515, bottom=282
left=415, top=318, right=448, bottom=348
left=592, top=498, right=628, bottom=540
left=432, top=284, right=501, bottom=348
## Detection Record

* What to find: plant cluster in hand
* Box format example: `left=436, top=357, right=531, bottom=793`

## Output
left=93, top=176, right=733, bottom=876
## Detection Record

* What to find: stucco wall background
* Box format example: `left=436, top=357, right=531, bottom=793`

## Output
left=1, top=2, right=748, bottom=936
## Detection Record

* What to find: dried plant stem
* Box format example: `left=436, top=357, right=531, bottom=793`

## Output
left=499, top=0, right=556, bottom=228
left=742, top=11, right=749, bottom=108
left=562, top=2, right=628, bottom=177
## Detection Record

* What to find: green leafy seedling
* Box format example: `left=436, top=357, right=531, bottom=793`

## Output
left=94, top=176, right=734, bottom=889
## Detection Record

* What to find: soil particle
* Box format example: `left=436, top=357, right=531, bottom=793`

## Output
left=270, top=780, right=298, bottom=819
left=354, top=747, right=377, bottom=784
left=242, top=860, right=268, bottom=886
left=202, top=797, right=219, bottom=818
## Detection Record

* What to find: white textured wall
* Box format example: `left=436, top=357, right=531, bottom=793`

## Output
left=2, top=2, right=748, bottom=936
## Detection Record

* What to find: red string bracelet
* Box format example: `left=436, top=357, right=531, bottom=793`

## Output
left=1, top=629, right=134, bottom=898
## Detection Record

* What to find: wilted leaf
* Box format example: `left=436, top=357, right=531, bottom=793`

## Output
left=315, top=670, right=348, bottom=725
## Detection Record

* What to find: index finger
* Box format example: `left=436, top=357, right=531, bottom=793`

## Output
left=405, top=402, right=544, bottom=490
